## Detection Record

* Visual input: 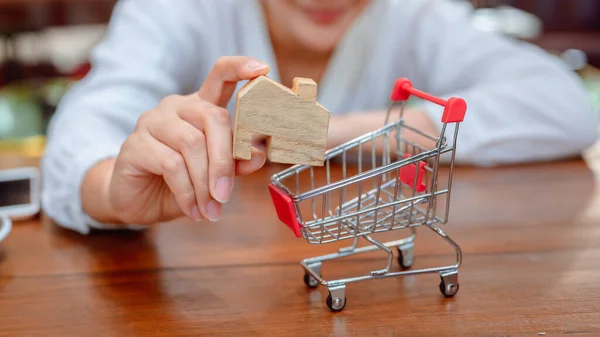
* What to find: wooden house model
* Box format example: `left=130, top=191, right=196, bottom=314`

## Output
left=233, top=75, right=330, bottom=166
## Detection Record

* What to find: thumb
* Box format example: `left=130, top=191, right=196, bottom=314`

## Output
left=235, top=144, right=267, bottom=176
left=197, top=56, right=270, bottom=107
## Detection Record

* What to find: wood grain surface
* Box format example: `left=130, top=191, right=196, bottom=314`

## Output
left=234, top=75, right=330, bottom=166
left=1, top=157, right=600, bottom=336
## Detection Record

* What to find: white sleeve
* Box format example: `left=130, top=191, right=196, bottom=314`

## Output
left=412, top=0, right=599, bottom=166
left=41, top=0, right=206, bottom=234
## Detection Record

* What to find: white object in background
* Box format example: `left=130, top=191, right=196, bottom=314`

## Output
left=561, top=49, right=588, bottom=71
left=470, top=6, right=543, bottom=40
left=0, top=167, right=40, bottom=221
left=0, top=213, right=11, bottom=244
left=0, top=99, right=15, bottom=138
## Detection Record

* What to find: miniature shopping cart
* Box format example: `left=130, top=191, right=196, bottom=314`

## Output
left=268, top=78, right=467, bottom=312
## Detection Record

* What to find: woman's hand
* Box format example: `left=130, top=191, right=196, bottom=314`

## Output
left=82, top=56, right=271, bottom=225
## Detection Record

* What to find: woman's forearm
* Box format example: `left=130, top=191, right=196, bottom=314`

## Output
left=81, top=158, right=123, bottom=225
left=327, top=109, right=439, bottom=153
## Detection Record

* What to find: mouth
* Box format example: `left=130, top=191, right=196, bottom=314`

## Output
left=303, top=8, right=346, bottom=25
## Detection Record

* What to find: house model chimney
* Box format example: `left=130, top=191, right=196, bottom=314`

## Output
left=292, top=77, right=317, bottom=101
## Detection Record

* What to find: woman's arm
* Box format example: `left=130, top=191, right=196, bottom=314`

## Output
left=409, top=0, right=599, bottom=166
left=327, top=108, right=439, bottom=156
left=327, top=0, right=598, bottom=166
left=41, top=0, right=207, bottom=234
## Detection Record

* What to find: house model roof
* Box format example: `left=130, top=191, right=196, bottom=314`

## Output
left=237, top=75, right=328, bottom=111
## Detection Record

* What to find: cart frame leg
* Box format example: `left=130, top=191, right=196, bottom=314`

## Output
left=299, top=223, right=462, bottom=311
left=338, top=236, right=359, bottom=253
left=363, top=234, right=393, bottom=276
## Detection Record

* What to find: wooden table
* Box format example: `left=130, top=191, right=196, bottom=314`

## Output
left=1, top=154, right=600, bottom=336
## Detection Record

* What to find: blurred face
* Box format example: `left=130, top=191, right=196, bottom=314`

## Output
left=261, top=0, right=373, bottom=53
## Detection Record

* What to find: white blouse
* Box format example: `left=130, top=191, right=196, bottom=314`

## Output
left=41, top=0, right=599, bottom=234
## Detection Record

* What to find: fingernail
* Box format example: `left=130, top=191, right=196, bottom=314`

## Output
left=214, top=177, right=231, bottom=203
left=251, top=151, right=266, bottom=167
left=206, top=200, right=222, bottom=222
left=192, top=206, right=202, bottom=222
left=247, top=60, right=268, bottom=70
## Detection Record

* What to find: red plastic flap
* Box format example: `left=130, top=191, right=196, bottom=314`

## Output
left=398, top=154, right=427, bottom=193
left=441, top=97, right=467, bottom=123
left=268, top=184, right=301, bottom=238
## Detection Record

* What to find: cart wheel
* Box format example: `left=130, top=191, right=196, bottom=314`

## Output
left=439, top=279, right=459, bottom=297
left=397, top=243, right=414, bottom=269
left=303, top=272, right=319, bottom=288
left=326, top=293, right=346, bottom=312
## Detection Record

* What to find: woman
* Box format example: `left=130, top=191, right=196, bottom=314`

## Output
left=41, top=0, right=598, bottom=234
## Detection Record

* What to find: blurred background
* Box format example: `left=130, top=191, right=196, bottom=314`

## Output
left=0, top=0, right=599, bottom=159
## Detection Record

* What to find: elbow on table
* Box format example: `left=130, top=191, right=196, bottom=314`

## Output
left=457, top=101, right=599, bottom=167
left=570, top=103, right=600, bottom=149
left=551, top=84, right=600, bottom=158
left=526, top=63, right=600, bottom=162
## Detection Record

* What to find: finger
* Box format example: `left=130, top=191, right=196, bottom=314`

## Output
left=128, top=132, right=200, bottom=221
left=236, top=145, right=267, bottom=176
left=178, top=100, right=234, bottom=204
left=145, top=117, right=221, bottom=222
left=197, top=56, right=270, bottom=107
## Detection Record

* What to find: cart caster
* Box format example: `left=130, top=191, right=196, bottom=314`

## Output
left=326, top=285, right=346, bottom=312
left=303, top=272, right=319, bottom=288
left=303, top=262, right=322, bottom=289
left=439, top=270, right=459, bottom=297
left=397, top=242, right=414, bottom=269
left=326, top=293, right=346, bottom=312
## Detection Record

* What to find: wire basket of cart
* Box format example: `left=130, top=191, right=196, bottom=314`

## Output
left=268, top=78, right=467, bottom=312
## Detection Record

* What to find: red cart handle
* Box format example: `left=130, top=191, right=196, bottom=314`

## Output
left=390, top=78, right=466, bottom=124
